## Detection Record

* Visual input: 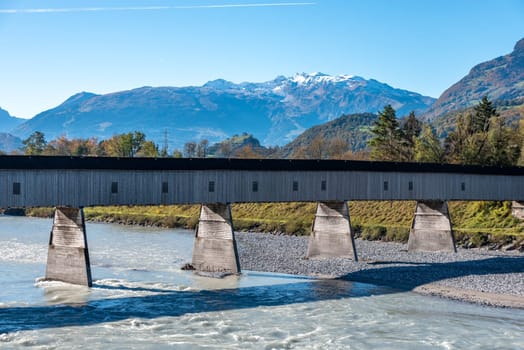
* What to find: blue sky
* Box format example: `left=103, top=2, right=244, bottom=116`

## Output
left=1, top=0, right=523, bottom=118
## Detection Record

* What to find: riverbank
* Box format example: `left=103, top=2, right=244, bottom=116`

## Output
left=235, top=232, right=524, bottom=308
left=18, top=201, right=524, bottom=251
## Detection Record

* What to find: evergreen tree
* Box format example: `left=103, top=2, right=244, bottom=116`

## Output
left=22, top=131, right=47, bottom=155
left=471, top=96, right=498, bottom=133
left=401, top=111, right=422, bottom=161
left=368, top=105, right=408, bottom=161
left=402, top=111, right=422, bottom=145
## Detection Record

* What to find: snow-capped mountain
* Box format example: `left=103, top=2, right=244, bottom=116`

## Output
left=12, top=73, right=435, bottom=148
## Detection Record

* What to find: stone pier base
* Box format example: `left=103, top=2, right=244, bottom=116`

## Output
left=45, top=207, right=92, bottom=286
left=306, top=201, right=358, bottom=261
left=511, top=201, right=524, bottom=220
left=408, top=201, right=456, bottom=252
left=192, top=203, right=241, bottom=274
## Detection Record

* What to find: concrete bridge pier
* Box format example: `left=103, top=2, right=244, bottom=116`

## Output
left=45, top=207, right=93, bottom=286
left=192, top=203, right=241, bottom=274
left=306, top=201, right=358, bottom=261
left=408, top=201, right=456, bottom=252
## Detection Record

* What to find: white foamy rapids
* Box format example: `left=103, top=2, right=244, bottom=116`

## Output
left=93, top=278, right=196, bottom=294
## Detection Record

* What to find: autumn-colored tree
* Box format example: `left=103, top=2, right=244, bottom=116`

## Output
left=444, top=96, right=518, bottom=166
left=486, top=116, right=520, bottom=166
left=328, top=137, right=349, bottom=159
left=307, top=135, right=327, bottom=159
left=172, top=149, right=183, bottom=158
left=290, top=146, right=307, bottom=159
left=45, top=135, right=70, bottom=155
left=45, top=135, right=99, bottom=156
left=73, top=138, right=98, bottom=156
left=184, top=141, right=197, bottom=157
left=219, top=142, right=233, bottom=157
left=196, top=139, right=209, bottom=158
left=99, top=131, right=153, bottom=157
left=341, top=149, right=370, bottom=160
left=414, top=125, right=444, bottom=163
left=234, top=144, right=260, bottom=158
left=136, top=140, right=159, bottom=157
left=265, top=145, right=281, bottom=159
left=517, top=118, right=524, bottom=166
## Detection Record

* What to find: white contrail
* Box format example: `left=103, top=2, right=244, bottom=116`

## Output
left=0, top=2, right=316, bottom=14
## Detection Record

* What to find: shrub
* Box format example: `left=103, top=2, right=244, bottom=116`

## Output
left=385, top=227, right=410, bottom=242
left=25, top=207, right=54, bottom=217
left=361, top=225, right=387, bottom=241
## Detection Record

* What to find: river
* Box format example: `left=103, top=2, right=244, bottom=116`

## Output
left=0, top=215, right=523, bottom=349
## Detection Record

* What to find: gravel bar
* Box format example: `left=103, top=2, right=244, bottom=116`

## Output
left=236, top=232, right=524, bottom=308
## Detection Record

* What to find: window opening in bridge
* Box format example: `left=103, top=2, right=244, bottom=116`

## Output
left=162, top=182, right=169, bottom=194
left=408, top=181, right=413, bottom=191
left=321, top=180, right=327, bottom=191
left=293, top=181, right=299, bottom=192
left=12, top=182, right=20, bottom=195
left=252, top=181, right=258, bottom=192
left=208, top=181, right=215, bottom=193
left=111, top=182, right=118, bottom=194
left=383, top=181, right=389, bottom=191
left=461, top=182, right=466, bottom=191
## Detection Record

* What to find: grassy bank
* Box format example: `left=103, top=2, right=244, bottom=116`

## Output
left=24, top=201, right=524, bottom=250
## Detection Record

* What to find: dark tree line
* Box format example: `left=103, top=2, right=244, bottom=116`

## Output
left=368, top=97, right=523, bottom=166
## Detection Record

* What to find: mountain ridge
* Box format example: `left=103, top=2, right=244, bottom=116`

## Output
left=423, top=37, right=524, bottom=120
left=0, top=132, right=22, bottom=153
left=10, top=73, right=435, bottom=149
left=277, top=112, right=376, bottom=158
left=0, top=107, right=25, bottom=132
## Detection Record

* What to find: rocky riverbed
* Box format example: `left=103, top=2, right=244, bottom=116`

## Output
left=235, top=232, right=524, bottom=308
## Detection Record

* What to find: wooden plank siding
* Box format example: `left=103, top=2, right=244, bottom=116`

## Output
left=1, top=166, right=524, bottom=207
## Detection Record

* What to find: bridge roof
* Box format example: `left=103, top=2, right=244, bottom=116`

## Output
left=1, top=155, right=524, bottom=175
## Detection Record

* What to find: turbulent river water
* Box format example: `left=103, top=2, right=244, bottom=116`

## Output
left=0, top=215, right=523, bottom=349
